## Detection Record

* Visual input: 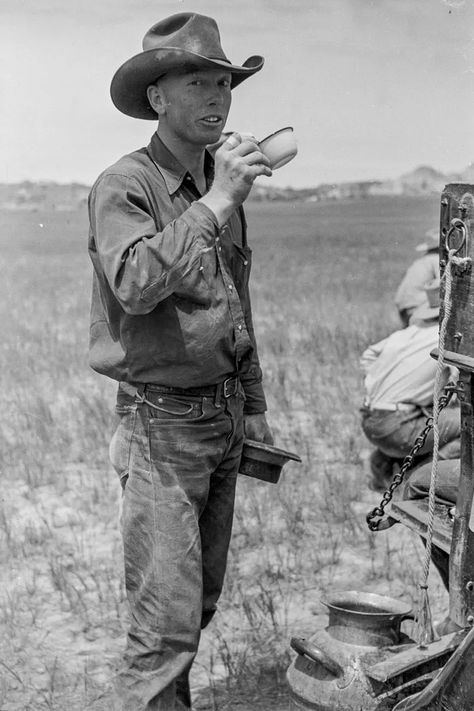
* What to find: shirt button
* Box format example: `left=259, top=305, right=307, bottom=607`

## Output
left=228, top=284, right=233, bottom=291
left=238, top=324, right=243, bottom=331
left=243, top=260, right=248, bottom=266
left=216, top=237, right=220, bottom=244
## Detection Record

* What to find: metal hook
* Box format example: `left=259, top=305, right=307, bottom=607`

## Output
left=445, top=218, right=468, bottom=255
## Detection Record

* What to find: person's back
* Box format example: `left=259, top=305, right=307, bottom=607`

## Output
left=361, top=322, right=440, bottom=410
left=394, top=252, right=439, bottom=325
left=394, top=228, right=439, bottom=327
left=361, top=280, right=460, bottom=490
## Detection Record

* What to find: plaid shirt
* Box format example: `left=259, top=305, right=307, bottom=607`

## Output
left=88, top=133, right=266, bottom=414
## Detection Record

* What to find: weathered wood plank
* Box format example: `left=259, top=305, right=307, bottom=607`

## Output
left=365, top=630, right=464, bottom=682
left=440, top=184, right=474, bottom=627
left=431, top=346, right=474, bottom=374
left=440, top=185, right=474, bottom=357
left=390, top=500, right=453, bottom=554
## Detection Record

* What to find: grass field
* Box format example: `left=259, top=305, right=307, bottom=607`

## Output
left=0, top=195, right=449, bottom=710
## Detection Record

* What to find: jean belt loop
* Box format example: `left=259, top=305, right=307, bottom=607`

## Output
left=214, top=382, right=222, bottom=409
left=134, top=384, right=146, bottom=405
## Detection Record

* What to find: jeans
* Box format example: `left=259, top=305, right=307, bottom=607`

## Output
left=109, top=381, right=245, bottom=710
left=403, top=459, right=460, bottom=590
left=361, top=405, right=461, bottom=461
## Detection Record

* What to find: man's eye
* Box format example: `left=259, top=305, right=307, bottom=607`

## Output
left=220, top=80, right=231, bottom=88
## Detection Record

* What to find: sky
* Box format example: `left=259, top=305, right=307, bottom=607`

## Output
left=1, top=0, right=473, bottom=189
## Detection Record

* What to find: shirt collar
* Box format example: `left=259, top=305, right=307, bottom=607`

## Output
left=147, top=132, right=214, bottom=196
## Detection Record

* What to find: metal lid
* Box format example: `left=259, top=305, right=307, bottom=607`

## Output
left=321, top=590, right=412, bottom=619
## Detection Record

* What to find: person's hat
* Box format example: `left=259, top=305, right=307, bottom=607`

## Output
left=110, top=13, right=264, bottom=120
left=415, top=228, right=439, bottom=253
left=410, top=278, right=440, bottom=322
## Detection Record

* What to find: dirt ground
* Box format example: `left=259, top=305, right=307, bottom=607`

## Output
left=193, top=682, right=289, bottom=710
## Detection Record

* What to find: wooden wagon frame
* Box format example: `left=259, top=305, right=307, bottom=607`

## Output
left=369, top=183, right=474, bottom=710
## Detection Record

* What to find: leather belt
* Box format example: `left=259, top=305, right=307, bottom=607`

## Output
left=121, top=376, right=240, bottom=400
left=363, top=399, right=419, bottom=413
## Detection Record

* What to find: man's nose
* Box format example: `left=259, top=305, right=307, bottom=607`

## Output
left=206, top=85, right=225, bottom=105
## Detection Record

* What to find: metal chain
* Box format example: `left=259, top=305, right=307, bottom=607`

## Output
left=366, top=385, right=456, bottom=531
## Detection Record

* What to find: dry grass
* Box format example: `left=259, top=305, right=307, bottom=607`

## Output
left=0, top=197, right=449, bottom=710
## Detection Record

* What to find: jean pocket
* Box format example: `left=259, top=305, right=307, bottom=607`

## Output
left=109, top=410, right=136, bottom=488
left=362, top=411, right=403, bottom=440
left=144, top=394, right=203, bottom=422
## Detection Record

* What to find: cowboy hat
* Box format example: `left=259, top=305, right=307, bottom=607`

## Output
left=415, top=228, right=439, bottom=253
left=110, top=13, right=264, bottom=120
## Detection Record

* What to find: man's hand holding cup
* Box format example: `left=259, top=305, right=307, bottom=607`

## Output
left=200, top=132, right=272, bottom=226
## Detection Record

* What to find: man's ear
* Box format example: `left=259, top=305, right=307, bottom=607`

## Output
left=147, top=84, right=167, bottom=116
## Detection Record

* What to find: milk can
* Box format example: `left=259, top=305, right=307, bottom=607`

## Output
left=286, top=590, right=417, bottom=711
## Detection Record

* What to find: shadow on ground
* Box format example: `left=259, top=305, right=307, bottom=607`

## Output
left=194, top=672, right=289, bottom=710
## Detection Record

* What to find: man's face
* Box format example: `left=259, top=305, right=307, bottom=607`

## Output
left=152, top=67, right=232, bottom=148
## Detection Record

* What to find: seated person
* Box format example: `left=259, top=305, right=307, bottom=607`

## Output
left=395, top=228, right=440, bottom=328
left=403, top=458, right=459, bottom=593
left=403, top=459, right=466, bottom=636
left=360, top=280, right=460, bottom=491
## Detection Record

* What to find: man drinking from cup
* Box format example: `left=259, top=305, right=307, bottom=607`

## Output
left=87, top=12, right=273, bottom=710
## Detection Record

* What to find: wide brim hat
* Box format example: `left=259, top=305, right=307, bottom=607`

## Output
left=111, top=12, right=264, bottom=120
left=415, top=228, right=439, bottom=253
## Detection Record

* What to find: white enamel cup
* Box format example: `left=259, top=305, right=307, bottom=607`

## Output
left=258, top=126, right=297, bottom=170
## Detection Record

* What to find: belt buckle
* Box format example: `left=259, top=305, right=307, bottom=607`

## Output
left=223, top=376, right=237, bottom=398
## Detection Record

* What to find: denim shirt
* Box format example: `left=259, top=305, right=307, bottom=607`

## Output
left=88, top=133, right=266, bottom=414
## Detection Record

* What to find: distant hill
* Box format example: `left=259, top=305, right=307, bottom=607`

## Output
left=250, top=163, right=474, bottom=202
left=0, top=181, right=90, bottom=212
left=398, top=165, right=452, bottom=194
left=1, top=164, right=473, bottom=210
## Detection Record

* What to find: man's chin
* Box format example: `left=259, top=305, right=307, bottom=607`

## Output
left=205, top=136, right=225, bottom=151
left=197, top=122, right=226, bottom=142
